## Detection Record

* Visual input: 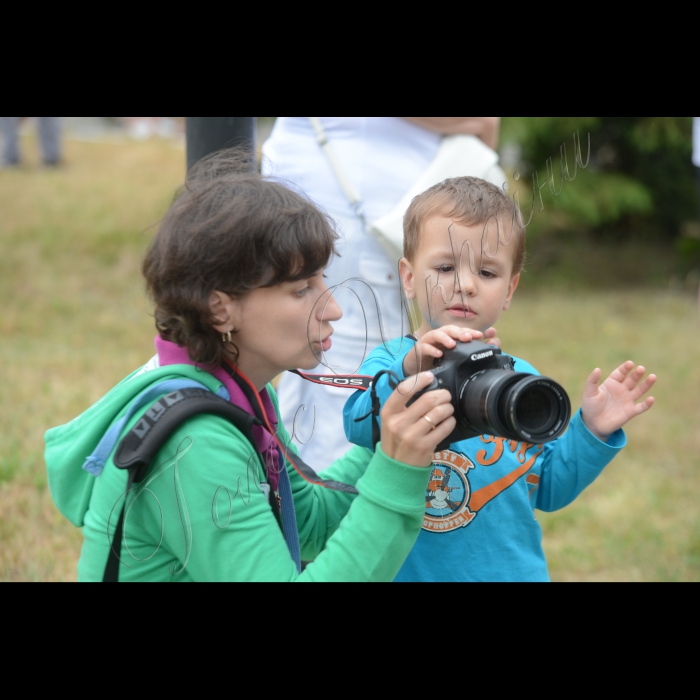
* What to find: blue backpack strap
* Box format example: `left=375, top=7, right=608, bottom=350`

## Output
left=276, top=448, right=302, bottom=573
left=82, top=380, right=230, bottom=477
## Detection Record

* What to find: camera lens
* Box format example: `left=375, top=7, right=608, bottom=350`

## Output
left=459, top=372, right=571, bottom=444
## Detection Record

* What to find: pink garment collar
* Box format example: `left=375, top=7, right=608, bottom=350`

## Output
left=154, top=337, right=280, bottom=490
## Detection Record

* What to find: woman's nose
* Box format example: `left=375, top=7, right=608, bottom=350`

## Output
left=318, top=287, right=343, bottom=323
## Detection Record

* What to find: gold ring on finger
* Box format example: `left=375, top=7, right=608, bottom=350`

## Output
left=424, top=415, right=437, bottom=431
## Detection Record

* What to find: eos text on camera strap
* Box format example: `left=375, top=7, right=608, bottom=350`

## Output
left=289, top=336, right=416, bottom=392
left=289, top=370, right=374, bottom=391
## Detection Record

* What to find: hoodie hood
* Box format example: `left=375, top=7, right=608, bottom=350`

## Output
left=45, top=362, right=225, bottom=528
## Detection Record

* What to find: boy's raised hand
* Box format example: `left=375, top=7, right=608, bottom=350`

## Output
left=581, top=362, right=657, bottom=443
left=404, top=326, right=502, bottom=377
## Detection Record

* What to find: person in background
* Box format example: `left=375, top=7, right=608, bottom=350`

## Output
left=0, top=117, right=62, bottom=167
left=262, top=117, right=503, bottom=472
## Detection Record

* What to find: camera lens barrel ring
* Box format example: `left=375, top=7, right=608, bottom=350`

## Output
left=504, top=376, right=572, bottom=444
left=459, top=371, right=571, bottom=445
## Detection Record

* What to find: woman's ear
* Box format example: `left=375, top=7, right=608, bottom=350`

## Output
left=209, top=291, right=240, bottom=333
left=400, top=258, right=417, bottom=300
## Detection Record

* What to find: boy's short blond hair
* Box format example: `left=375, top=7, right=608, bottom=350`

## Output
left=403, top=177, right=526, bottom=275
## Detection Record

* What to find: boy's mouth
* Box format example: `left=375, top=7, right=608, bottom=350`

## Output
left=447, top=305, right=476, bottom=318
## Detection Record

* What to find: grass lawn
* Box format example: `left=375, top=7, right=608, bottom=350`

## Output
left=1, top=136, right=698, bottom=582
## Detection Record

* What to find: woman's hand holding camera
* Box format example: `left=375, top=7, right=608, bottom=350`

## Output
left=581, top=361, right=657, bottom=443
left=380, top=372, right=456, bottom=468
left=403, top=326, right=501, bottom=377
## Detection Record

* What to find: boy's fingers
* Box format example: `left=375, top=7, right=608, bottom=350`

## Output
left=635, top=397, right=655, bottom=415
left=415, top=344, right=443, bottom=358
left=634, top=374, right=657, bottom=397
left=434, top=332, right=458, bottom=348
left=611, top=361, right=636, bottom=383
left=623, top=365, right=646, bottom=388
left=584, top=369, right=602, bottom=397
left=442, top=326, right=483, bottom=341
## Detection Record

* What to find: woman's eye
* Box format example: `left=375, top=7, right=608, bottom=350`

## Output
left=295, top=287, right=311, bottom=297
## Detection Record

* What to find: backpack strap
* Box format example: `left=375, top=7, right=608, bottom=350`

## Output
left=103, top=388, right=280, bottom=583
left=113, top=388, right=262, bottom=479
left=83, top=379, right=230, bottom=478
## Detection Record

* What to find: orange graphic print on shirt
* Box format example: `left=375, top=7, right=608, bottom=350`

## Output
left=423, top=438, right=545, bottom=534
left=424, top=451, right=477, bottom=533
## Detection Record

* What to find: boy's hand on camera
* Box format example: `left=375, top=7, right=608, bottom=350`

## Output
left=581, top=362, right=657, bottom=443
left=404, top=326, right=484, bottom=377
left=381, top=372, right=456, bottom=468
left=483, top=327, right=502, bottom=349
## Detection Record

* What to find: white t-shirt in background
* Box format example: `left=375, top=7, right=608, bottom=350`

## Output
left=263, top=117, right=441, bottom=223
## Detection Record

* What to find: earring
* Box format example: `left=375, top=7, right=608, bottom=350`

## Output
left=222, top=331, right=233, bottom=344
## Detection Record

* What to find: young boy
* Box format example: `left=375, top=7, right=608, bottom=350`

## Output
left=343, top=177, right=656, bottom=582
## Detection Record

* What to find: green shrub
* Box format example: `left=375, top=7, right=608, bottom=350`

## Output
left=501, top=117, right=696, bottom=242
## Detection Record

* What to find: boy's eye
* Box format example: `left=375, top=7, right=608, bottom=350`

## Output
left=480, top=270, right=497, bottom=278
left=436, top=265, right=455, bottom=274
left=295, top=286, right=311, bottom=297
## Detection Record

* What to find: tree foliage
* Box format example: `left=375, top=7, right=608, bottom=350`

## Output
left=500, top=117, right=696, bottom=241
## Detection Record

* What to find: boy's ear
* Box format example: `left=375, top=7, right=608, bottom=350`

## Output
left=503, top=273, right=520, bottom=311
left=209, top=291, right=242, bottom=333
left=400, top=258, right=417, bottom=300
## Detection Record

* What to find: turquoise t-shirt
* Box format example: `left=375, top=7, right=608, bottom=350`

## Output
left=344, top=338, right=626, bottom=582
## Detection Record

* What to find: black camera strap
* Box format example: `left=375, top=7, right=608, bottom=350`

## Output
left=353, top=370, right=401, bottom=450
left=103, top=387, right=280, bottom=583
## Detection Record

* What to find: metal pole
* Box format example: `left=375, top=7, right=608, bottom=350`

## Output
left=185, top=117, right=256, bottom=171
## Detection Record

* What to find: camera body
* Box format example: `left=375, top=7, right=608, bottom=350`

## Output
left=411, top=341, right=572, bottom=451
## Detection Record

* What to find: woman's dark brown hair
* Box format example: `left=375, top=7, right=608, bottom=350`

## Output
left=143, top=149, right=339, bottom=367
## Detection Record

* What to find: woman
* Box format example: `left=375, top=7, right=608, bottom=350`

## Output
left=45, top=151, right=461, bottom=582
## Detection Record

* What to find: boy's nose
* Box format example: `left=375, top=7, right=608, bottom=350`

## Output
left=456, top=270, right=477, bottom=296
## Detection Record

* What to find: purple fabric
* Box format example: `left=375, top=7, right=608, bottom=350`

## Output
left=155, top=337, right=281, bottom=493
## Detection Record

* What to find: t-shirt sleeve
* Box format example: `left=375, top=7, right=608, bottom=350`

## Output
left=533, top=409, right=627, bottom=513
left=343, top=340, right=413, bottom=450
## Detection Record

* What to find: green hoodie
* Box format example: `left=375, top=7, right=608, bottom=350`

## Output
left=46, top=362, right=432, bottom=582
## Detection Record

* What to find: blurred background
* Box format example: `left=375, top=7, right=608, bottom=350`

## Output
left=1, top=116, right=698, bottom=582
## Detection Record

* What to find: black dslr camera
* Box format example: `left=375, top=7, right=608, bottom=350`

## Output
left=410, top=341, right=572, bottom=450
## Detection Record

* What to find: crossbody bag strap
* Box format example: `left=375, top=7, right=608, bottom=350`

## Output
left=308, top=117, right=368, bottom=226
left=308, top=117, right=409, bottom=263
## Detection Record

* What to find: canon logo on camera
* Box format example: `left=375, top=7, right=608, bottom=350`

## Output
left=471, top=351, right=494, bottom=362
